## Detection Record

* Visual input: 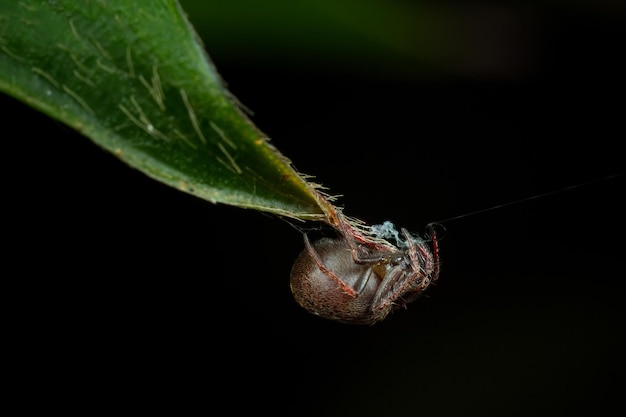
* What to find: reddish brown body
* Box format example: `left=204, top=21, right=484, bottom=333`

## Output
left=290, top=225, right=440, bottom=325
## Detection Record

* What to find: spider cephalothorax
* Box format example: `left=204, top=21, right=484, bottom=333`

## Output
left=290, top=217, right=440, bottom=325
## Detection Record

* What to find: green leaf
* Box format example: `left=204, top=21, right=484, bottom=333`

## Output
left=0, top=0, right=333, bottom=221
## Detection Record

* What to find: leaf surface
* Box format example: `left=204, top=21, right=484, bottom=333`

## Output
left=0, top=0, right=331, bottom=220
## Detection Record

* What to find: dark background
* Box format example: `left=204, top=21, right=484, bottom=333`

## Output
left=5, top=1, right=625, bottom=415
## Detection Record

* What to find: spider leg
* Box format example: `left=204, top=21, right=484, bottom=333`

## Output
left=371, top=266, right=421, bottom=312
left=336, top=212, right=394, bottom=265
left=304, top=234, right=358, bottom=297
left=426, top=223, right=441, bottom=282
left=402, top=228, right=434, bottom=279
left=335, top=210, right=376, bottom=246
left=369, top=229, right=436, bottom=311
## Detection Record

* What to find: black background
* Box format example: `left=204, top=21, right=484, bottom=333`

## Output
left=4, top=3, right=625, bottom=416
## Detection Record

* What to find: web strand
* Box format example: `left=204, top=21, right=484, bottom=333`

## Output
left=435, top=173, right=625, bottom=225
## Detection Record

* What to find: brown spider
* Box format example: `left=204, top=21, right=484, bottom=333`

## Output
left=290, top=215, right=440, bottom=325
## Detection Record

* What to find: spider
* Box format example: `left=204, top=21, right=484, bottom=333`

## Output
left=290, top=215, right=440, bottom=325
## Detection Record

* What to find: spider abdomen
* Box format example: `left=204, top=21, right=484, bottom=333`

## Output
left=290, top=238, right=391, bottom=325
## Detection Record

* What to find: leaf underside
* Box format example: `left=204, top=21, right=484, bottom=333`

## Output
left=0, top=0, right=333, bottom=221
